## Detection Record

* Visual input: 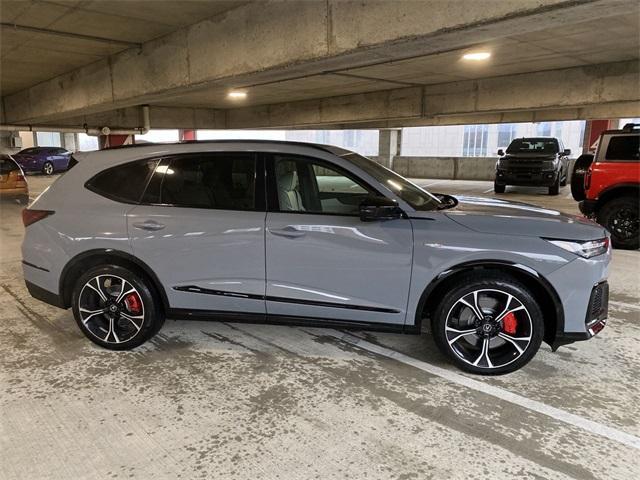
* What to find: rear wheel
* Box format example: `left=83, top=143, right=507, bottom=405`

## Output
left=560, top=166, right=568, bottom=186
left=42, top=161, right=54, bottom=176
left=597, top=196, right=639, bottom=250
left=431, top=272, right=544, bottom=375
left=571, top=154, right=594, bottom=201
left=494, top=181, right=506, bottom=194
left=71, top=265, right=164, bottom=350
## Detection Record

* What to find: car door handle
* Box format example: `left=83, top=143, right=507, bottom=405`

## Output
left=133, top=220, right=166, bottom=231
left=268, top=227, right=306, bottom=238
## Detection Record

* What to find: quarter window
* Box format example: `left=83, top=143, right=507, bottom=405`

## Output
left=87, top=159, right=159, bottom=203
left=272, top=155, right=375, bottom=215
left=159, top=154, right=257, bottom=210
left=605, top=135, right=640, bottom=161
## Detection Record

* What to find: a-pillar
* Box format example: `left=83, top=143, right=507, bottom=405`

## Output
left=179, top=129, right=196, bottom=141
left=378, top=128, right=402, bottom=170
left=582, top=120, right=614, bottom=153
left=98, top=134, right=133, bottom=149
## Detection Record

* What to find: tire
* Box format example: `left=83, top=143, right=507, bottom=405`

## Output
left=494, top=181, right=506, bottom=194
left=42, top=161, right=54, bottom=176
left=431, top=272, right=544, bottom=375
left=560, top=167, right=567, bottom=187
left=548, top=176, right=560, bottom=195
left=596, top=196, right=639, bottom=250
left=71, top=265, right=165, bottom=350
left=571, top=154, right=594, bottom=201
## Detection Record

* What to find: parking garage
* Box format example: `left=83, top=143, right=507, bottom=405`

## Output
left=1, top=1, right=639, bottom=479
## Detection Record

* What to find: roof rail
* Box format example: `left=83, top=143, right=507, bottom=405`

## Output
left=622, top=123, right=640, bottom=131
left=100, top=139, right=338, bottom=153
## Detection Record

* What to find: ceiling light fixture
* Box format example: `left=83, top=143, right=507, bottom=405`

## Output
left=462, top=51, right=491, bottom=61
left=227, top=90, right=247, bottom=99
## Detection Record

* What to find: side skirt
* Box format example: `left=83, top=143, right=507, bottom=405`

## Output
left=166, top=308, right=419, bottom=334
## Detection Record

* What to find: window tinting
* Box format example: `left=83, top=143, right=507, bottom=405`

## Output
left=273, top=155, right=375, bottom=215
left=160, top=154, right=256, bottom=210
left=605, top=135, right=640, bottom=161
left=87, top=159, right=158, bottom=203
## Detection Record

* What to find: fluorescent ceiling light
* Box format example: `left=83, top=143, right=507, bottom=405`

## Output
left=462, top=51, right=491, bottom=61
left=227, top=91, right=247, bottom=99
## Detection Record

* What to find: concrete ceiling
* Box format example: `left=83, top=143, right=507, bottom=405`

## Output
left=155, top=13, right=640, bottom=110
left=0, top=0, right=250, bottom=95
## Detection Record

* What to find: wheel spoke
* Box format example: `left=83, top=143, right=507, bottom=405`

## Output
left=87, top=277, right=108, bottom=302
left=498, top=332, right=531, bottom=354
left=445, top=326, right=477, bottom=345
left=79, top=308, right=106, bottom=325
left=495, top=294, right=526, bottom=322
left=459, top=292, right=483, bottom=320
left=472, top=338, right=493, bottom=368
left=121, top=314, right=142, bottom=332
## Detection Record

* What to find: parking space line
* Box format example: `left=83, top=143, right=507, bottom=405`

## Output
left=333, top=331, right=640, bottom=450
left=482, top=188, right=494, bottom=193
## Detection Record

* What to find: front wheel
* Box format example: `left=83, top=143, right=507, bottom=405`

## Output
left=432, top=272, right=544, bottom=375
left=494, top=181, right=506, bottom=194
left=597, top=196, right=639, bottom=250
left=548, top=176, right=560, bottom=195
left=71, top=265, right=164, bottom=350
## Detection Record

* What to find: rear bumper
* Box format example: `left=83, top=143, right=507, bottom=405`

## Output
left=579, top=199, right=597, bottom=215
left=0, top=187, right=28, bottom=197
left=25, top=280, right=65, bottom=309
left=496, top=170, right=558, bottom=186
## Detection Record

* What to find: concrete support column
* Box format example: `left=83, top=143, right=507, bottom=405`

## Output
left=98, top=134, right=133, bottom=149
left=62, top=133, right=77, bottom=152
left=583, top=119, right=614, bottom=153
left=179, top=129, right=196, bottom=141
left=378, top=129, right=402, bottom=169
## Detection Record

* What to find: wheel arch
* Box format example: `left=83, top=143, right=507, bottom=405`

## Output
left=414, top=261, right=564, bottom=347
left=595, top=184, right=639, bottom=209
left=59, top=249, right=169, bottom=311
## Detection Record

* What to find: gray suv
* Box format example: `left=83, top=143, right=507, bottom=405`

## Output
left=22, top=141, right=611, bottom=374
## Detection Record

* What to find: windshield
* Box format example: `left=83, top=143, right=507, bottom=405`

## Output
left=0, top=155, right=19, bottom=174
left=506, top=138, right=558, bottom=155
left=324, top=147, right=441, bottom=211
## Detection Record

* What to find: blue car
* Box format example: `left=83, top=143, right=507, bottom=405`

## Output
left=13, top=147, right=72, bottom=175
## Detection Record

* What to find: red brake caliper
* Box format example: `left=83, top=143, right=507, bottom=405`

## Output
left=502, top=312, right=518, bottom=335
left=124, top=293, right=142, bottom=314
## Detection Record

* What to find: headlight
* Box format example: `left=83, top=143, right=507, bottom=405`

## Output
left=545, top=237, right=610, bottom=258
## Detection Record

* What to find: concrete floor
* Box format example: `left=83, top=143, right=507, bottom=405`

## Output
left=1, top=175, right=639, bottom=480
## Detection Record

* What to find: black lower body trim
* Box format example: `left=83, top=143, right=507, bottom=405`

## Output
left=167, top=308, right=411, bottom=333
left=22, top=260, right=50, bottom=272
left=173, top=285, right=401, bottom=314
left=25, top=280, right=65, bottom=309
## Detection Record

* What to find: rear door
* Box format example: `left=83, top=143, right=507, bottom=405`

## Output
left=127, top=152, right=267, bottom=314
left=264, top=153, right=413, bottom=326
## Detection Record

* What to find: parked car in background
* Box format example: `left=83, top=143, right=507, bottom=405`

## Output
left=495, top=137, right=570, bottom=195
left=22, top=141, right=611, bottom=375
left=0, top=154, right=29, bottom=204
left=572, top=123, right=639, bottom=249
left=13, top=147, right=72, bottom=175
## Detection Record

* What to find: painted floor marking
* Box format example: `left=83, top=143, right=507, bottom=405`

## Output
left=333, top=331, right=640, bottom=450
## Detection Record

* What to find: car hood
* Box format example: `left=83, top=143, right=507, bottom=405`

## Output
left=441, top=195, right=606, bottom=241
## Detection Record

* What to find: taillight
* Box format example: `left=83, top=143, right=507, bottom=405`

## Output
left=22, top=209, right=54, bottom=227
left=16, top=173, right=26, bottom=182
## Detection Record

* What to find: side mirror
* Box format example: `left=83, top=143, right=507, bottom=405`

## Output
left=497, top=149, right=504, bottom=156
left=563, top=149, right=571, bottom=156
left=359, top=196, right=404, bottom=222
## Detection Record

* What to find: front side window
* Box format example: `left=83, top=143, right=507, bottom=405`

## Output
left=160, top=154, right=257, bottom=210
left=272, top=155, right=375, bottom=215
left=605, top=135, right=640, bottom=161
left=87, top=159, right=158, bottom=203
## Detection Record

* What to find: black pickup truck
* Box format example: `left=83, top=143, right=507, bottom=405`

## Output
left=494, top=137, right=570, bottom=195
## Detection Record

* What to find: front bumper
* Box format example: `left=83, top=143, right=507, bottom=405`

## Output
left=496, top=170, right=558, bottom=186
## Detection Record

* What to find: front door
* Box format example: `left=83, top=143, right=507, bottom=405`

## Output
left=127, top=152, right=266, bottom=314
left=264, top=153, right=413, bottom=326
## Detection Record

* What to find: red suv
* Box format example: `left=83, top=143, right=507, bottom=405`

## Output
left=572, top=123, right=639, bottom=249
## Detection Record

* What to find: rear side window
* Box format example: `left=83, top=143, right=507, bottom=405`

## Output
left=605, top=135, right=640, bottom=161
left=87, top=159, right=159, bottom=203
left=159, top=153, right=257, bottom=210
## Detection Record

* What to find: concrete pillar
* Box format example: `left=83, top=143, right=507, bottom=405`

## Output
left=378, top=129, right=402, bottom=169
left=179, top=129, right=196, bottom=141
left=583, top=119, right=614, bottom=153
left=98, top=134, right=133, bottom=149
left=62, top=133, right=77, bottom=152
